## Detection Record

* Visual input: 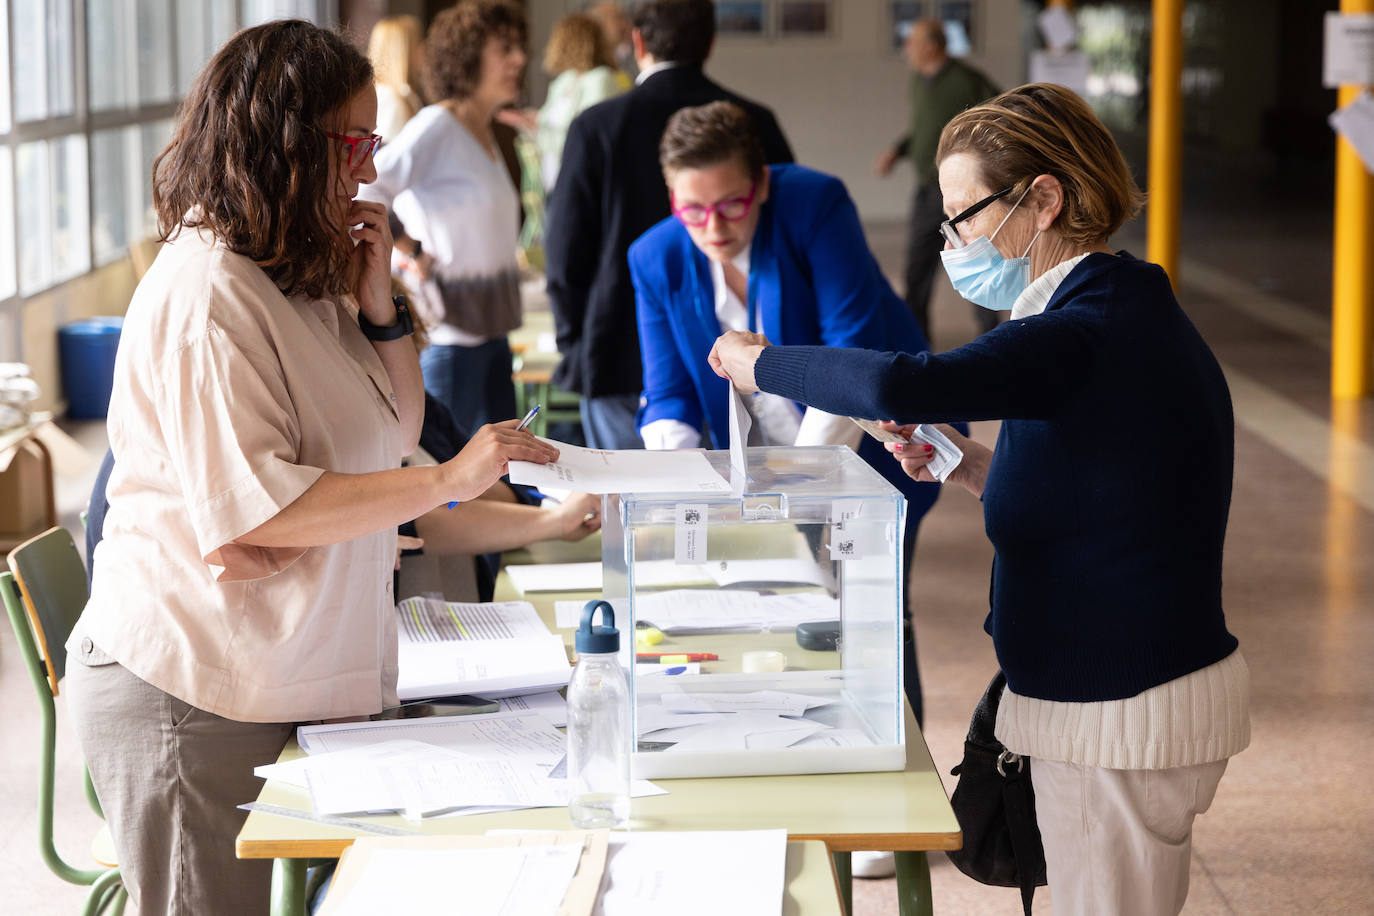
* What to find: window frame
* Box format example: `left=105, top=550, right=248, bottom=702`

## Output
left=0, top=0, right=334, bottom=361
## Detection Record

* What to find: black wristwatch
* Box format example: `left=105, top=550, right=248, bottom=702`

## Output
left=358, top=295, right=415, bottom=341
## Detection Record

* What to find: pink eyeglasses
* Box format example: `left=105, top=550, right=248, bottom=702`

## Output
left=326, top=131, right=382, bottom=168
left=670, top=181, right=758, bottom=227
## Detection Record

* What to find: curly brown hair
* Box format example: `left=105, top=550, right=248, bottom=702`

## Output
left=543, top=14, right=614, bottom=75
left=152, top=20, right=373, bottom=299
left=425, top=0, right=528, bottom=102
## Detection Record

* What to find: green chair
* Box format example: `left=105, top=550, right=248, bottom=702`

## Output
left=4, top=526, right=127, bottom=915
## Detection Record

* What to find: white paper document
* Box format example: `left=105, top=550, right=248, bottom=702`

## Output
left=509, top=559, right=720, bottom=595
left=1330, top=92, right=1374, bottom=175
left=594, top=830, right=787, bottom=916
left=509, top=437, right=730, bottom=494
left=555, top=590, right=837, bottom=634
left=727, top=385, right=752, bottom=493
left=395, top=597, right=570, bottom=701
left=499, top=690, right=568, bottom=727
left=321, top=843, right=584, bottom=916
left=298, top=711, right=566, bottom=762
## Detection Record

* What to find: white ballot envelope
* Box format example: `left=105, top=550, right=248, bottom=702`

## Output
left=850, top=417, right=963, bottom=483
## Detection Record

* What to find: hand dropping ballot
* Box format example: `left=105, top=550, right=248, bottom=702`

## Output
left=850, top=417, right=963, bottom=482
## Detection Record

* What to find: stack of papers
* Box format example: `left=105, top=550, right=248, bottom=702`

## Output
left=396, top=598, right=570, bottom=701
left=278, top=712, right=665, bottom=820
left=554, top=590, right=838, bottom=634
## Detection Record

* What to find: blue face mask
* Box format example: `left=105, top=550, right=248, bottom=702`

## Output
left=939, top=187, right=1040, bottom=311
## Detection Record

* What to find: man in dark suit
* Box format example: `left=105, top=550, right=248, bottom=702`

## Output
left=545, top=0, right=794, bottom=449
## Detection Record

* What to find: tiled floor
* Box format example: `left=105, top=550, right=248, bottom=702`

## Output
left=3, top=180, right=1372, bottom=914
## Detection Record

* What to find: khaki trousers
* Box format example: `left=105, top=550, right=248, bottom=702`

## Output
left=1031, top=756, right=1229, bottom=916
left=66, top=636, right=294, bottom=915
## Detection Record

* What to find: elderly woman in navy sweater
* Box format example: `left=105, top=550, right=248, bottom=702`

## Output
left=709, top=83, right=1250, bottom=916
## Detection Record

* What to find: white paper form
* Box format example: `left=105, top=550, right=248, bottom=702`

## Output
left=298, top=711, right=566, bottom=764
left=509, top=437, right=730, bottom=495
left=593, top=830, right=787, bottom=916
left=321, top=844, right=583, bottom=916
left=255, top=740, right=460, bottom=791
left=727, top=384, right=752, bottom=493
left=659, top=690, right=837, bottom=717
left=499, top=690, right=567, bottom=727
left=511, top=560, right=718, bottom=595
left=307, top=752, right=572, bottom=816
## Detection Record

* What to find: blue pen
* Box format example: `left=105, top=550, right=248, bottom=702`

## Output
left=664, top=665, right=687, bottom=675
left=448, top=405, right=542, bottom=509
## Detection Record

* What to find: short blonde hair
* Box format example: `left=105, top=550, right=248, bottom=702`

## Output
left=937, top=83, right=1144, bottom=246
left=543, top=14, right=613, bottom=75
left=367, top=15, right=423, bottom=91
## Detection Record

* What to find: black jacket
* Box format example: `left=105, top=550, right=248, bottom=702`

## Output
left=544, top=65, right=794, bottom=398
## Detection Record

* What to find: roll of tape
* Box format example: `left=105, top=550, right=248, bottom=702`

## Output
left=742, top=650, right=786, bottom=673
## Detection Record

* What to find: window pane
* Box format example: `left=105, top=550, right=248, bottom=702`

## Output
left=14, top=0, right=76, bottom=121
left=16, top=142, right=51, bottom=294
left=89, top=0, right=136, bottom=111
left=0, top=148, right=14, bottom=300
left=175, top=1, right=207, bottom=94
left=241, top=0, right=317, bottom=27
left=92, top=127, right=138, bottom=265
left=52, top=135, right=90, bottom=283
left=138, top=119, right=174, bottom=236
left=0, top=0, right=11, bottom=132
left=137, top=0, right=175, bottom=105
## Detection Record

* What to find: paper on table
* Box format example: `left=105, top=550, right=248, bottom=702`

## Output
left=318, top=832, right=607, bottom=916
left=727, top=384, right=751, bottom=493
left=509, top=437, right=730, bottom=495
left=659, top=690, right=836, bottom=717
left=499, top=690, right=567, bottom=727
left=298, top=711, right=565, bottom=765
left=662, top=713, right=829, bottom=754
left=395, top=598, right=571, bottom=701
left=254, top=740, right=457, bottom=790
left=514, top=559, right=717, bottom=595
left=593, top=830, right=787, bottom=916
left=318, top=843, right=584, bottom=916
left=557, top=590, right=836, bottom=634
left=789, top=728, right=874, bottom=749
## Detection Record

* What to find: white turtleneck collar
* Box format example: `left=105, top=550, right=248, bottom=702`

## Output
left=1010, top=253, right=1091, bottom=321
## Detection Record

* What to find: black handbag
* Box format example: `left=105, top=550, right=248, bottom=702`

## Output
left=946, top=670, right=1048, bottom=915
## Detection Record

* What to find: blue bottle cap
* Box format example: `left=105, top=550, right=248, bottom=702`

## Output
left=575, top=599, right=620, bottom=654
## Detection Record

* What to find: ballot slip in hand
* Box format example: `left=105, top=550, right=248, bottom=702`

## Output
left=850, top=417, right=963, bottom=483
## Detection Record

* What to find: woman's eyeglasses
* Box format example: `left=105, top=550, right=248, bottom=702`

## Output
left=939, top=185, right=1015, bottom=248
left=326, top=131, right=382, bottom=168
left=671, top=182, right=758, bottom=227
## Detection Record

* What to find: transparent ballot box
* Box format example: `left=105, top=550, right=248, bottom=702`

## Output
left=602, top=446, right=907, bottom=780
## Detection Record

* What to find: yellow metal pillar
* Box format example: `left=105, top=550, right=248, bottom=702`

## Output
left=1147, top=0, right=1184, bottom=285
left=1332, top=1, right=1374, bottom=398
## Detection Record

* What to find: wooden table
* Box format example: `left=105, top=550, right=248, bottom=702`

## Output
left=238, top=535, right=960, bottom=915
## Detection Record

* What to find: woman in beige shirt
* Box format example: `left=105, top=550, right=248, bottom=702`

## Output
left=64, top=21, right=557, bottom=915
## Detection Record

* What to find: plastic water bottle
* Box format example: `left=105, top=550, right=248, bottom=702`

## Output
left=567, top=599, right=631, bottom=828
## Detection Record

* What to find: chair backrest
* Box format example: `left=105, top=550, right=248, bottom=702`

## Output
left=7, top=527, right=90, bottom=696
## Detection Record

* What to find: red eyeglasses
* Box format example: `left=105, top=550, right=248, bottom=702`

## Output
left=326, top=131, right=382, bottom=168
left=671, top=181, right=758, bottom=227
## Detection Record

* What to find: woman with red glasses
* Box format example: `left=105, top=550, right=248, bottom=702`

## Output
left=63, top=20, right=555, bottom=913
left=628, top=100, right=947, bottom=731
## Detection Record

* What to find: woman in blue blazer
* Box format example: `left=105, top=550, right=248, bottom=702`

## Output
left=628, top=101, right=945, bottom=726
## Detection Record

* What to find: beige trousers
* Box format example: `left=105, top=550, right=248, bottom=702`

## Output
left=1031, top=757, right=1229, bottom=916
left=66, top=636, right=295, bottom=915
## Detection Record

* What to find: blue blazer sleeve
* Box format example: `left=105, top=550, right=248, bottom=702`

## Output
left=630, top=228, right=705, bottom=433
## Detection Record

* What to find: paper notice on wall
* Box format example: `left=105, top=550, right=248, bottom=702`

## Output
left=1037, top=5, right=1078, bottom=51
left=1325, top=13, right=1374, bottom=88
left=1329, top=92, right=1374, bottom=174
left=674, top=503, right=708, bottom=565
left=1029, top=50, right=1090, bottom=96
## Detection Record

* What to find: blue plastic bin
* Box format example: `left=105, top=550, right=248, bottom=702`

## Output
left=58, top=317, right=124, bottom=420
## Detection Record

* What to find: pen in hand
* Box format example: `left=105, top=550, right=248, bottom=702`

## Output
left=448, top=405, right=542, bottom=509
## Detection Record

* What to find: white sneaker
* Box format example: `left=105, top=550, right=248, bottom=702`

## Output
left=851, top=850, right=896, bottom=879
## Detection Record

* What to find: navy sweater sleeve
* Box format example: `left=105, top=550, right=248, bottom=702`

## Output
left=754, top=299, right=1104, bottom=424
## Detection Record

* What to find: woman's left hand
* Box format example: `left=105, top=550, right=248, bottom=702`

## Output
left=708, top=330, right=771, bottom=393
left=349, top=199, right=395, bottom=326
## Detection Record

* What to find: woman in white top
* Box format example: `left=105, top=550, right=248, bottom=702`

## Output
left=64, top=21, right=556, bottom=914
left=367, top=14, right=426, bottom=143
left=532, top=13, right=624, bottom=191
left=362, top=0, right=529, bottom=434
